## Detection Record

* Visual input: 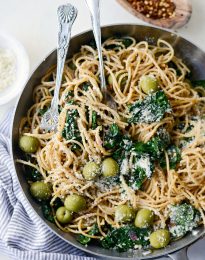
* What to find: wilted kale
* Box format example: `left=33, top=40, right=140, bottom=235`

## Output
left=65, top=90, right=74, bottom=100
left=77, top=223, right=99, bottom=245
left=192, top=80, right=205, bottom=88
left=128, top=90, right=171, bottom=124
left=121, top=38, right=133, bottom=48
left=169, top=203, right=201, bottom=238
left=23, top=155, right=43, bottom=181
left=62, top=102, right=81, bottom=150
left=133, top=128, right=170, bottom=160
left=52, top=197, right=64, bottom=211
left=159, top=145, right=181, bottom=169
left=26, top=168, right=43, bottom=182
left=104, top=123, right=123, bottom=150
left=125, top=154, right=154, bottom=190
left=38, top=107, right=49, bottom=116
left=101, top=225, right=150, bottom=252
left=91, top=111, right=98, bottom=130
left=80, top=82, right=91, bottom=92
left=41, top=202, right=55, bottom=223
left=168, top=61, right=182, bottom=76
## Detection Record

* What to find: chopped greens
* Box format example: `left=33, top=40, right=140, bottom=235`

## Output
left=121, top=38, right=133, bottom=48
left=192, top=80, right=205, bottom=88
left=38, top=107, right=49, bottom=116
left=101, top=225, right=150, bottom=252
left=91, top=111, right=98, bottom=130
left=52, top=198, right=64, bottom=211
left=126, top=154, right=154, bottom=190
left=80, top=82, right=91, bottom=92
left=77, top=223, right=99, bottom=245
left=65, top=90, right=74, bottom=100
left=26, top=168, right=43, bottom=182
left=41, top=202, right=55, bottom=223
left=169, top=203, right=201, bottom=238
left=133, top=128, right=170, bottom=160
left=160, top=145, right=181, bottom=169
left=104, top=123, right=123, bottom=150
left=62, top=104, right=81, bottom=150
left=128, top=90, right=171, bottom=124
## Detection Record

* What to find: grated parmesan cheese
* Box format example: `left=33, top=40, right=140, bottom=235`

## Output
left=134, top=155, right=152, bottom=178
left=0, top=48, right=16, bottom=91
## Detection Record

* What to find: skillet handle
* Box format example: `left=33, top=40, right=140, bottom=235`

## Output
left=168, top=246, right=188, bottom=260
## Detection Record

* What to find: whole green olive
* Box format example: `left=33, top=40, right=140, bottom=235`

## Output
left=115, top=205, right=135, bottom=223
left=102, top=158, right=119, bottom=178
left=64, top=194, right=86, bottom=213
left=82, top=162, right=100, bottom=180
left=150, top=229, right=170, bottom=249
left=56, top=206, right=73, bottom=224
left=30, top=181, right=52, bottom=201
left=19, top=135, right=39, bottom=153
left=134, top=209, right=154, bottom=228
left=140, top=75, right=159, bottom=94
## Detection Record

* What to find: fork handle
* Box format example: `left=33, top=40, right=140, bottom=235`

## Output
left=85, top=0, right=107, bottom=93
left=51, top=4, right=77, bottom=110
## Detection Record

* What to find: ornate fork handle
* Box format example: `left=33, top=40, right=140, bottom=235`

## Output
left=51, top=4, right=77, bottom=110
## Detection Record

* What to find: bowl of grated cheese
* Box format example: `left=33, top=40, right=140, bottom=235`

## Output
left=0, top=32, right=29, bottom=105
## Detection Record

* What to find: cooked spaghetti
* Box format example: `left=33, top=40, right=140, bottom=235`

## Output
left=17, top=37, right=205, bottom=252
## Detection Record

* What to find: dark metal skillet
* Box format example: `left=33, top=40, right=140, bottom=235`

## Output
left=11, top=24, right=205, bottom=260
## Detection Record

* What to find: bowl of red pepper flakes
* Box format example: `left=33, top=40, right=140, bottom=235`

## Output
left=117, top=0, right=192, bottom=29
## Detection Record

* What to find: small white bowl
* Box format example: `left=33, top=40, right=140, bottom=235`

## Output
left=0, top=32, right=30, bottom=105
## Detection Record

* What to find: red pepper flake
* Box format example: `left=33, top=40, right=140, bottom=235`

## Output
left=127, top=0, right=176, bottom=19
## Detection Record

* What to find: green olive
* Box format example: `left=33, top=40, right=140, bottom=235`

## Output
left=56, top=206, right=72, bottom=224
left=150, top=229, right=170, bottom=249
left=134, top=209, right=154, bottom=228
left=19, top=135, right=39, bottom=153
left=102, top=158, right=119, bottom=178
left=30, top=181, right=52, bottom=201
left=140, top=75, right=159, bottom=94
left=115, top=205, right=135, bottom=223
left=64, top=194, right=86, bottom=213
left=82, top=162, right=100, bottom=180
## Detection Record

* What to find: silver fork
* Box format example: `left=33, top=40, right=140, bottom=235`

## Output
left=85, top=0, right=116, bottom=109
left=41, top=4, right=77, bottom=132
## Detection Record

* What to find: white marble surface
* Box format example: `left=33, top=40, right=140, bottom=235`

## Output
left=0, top=0, right=205, bottom=259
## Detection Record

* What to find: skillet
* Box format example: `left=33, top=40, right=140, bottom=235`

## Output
left=11, top=24, right=205, bottom=260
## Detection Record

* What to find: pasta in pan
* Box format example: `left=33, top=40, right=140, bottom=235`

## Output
left=18, top=37, right=205, bottom=252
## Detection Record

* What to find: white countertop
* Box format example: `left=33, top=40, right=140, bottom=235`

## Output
left=0, top=0, right=205, bottom=259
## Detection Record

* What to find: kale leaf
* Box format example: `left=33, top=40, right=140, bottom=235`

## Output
left=62, top=103, right=81, bottom=150
left=38, top=107, right=49, bottom=116
left=124, top=153, right=154, bottom=190
left=169, top=203, right=201, bottom=238
left=128, top=90, right=171, bottom=124
left=91, top=111, right=98, bottom=130
left=192, top=80, right=205, bottom=88
left=159, top=145, right=181, bottom=169
left=101, top=225, right=150, bottom=252
left=24, top=166, right=43, bottom=182
left=133, top=128, right=170, bottom=160
left=41, top=202, right=55, bottom=223
left=121, top=38, right=133, bottom=48
left=77, top=223, right=99, bottom=245
left=80, top=82, right=91, bottom=92
left=104, top=123, right=123, bottom=150
left=52, top=197, right=64, bottom=211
